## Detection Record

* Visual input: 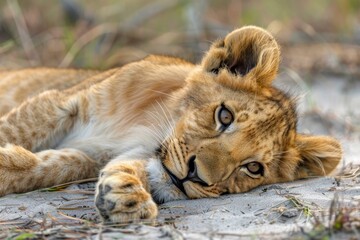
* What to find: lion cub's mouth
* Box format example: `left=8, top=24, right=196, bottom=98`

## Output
left=162, top=155, right=209, bottom=196
left=162, top=163, right=187, bottom=195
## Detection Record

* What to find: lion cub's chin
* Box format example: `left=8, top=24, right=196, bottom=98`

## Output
left=146, top=158, right=187, bottom=203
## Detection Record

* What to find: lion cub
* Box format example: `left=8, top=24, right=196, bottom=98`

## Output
left=0, top=26, right=341, bottom=223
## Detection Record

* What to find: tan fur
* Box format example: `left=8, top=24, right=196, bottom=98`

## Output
left=0, top=26, right=342, bottom=223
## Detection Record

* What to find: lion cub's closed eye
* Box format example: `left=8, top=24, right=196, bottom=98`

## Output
left=0, top=26, right=342, bottom=223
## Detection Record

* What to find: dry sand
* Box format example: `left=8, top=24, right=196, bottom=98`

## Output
left=1, top=73, right=359, bottom=239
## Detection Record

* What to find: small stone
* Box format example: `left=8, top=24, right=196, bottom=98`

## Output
left=18, top=206, right=27, bottom=211
left=282, top=209, right=298, bottom=218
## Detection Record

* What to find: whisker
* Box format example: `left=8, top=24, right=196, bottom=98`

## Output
left=155, top=100, right=175, bottom=139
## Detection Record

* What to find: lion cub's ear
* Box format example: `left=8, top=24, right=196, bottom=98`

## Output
left=294, top=134, right=342, bottom=179
left=202, top=26, right=280, bottom=89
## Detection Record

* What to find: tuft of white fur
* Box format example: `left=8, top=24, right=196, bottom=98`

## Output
left=55, top=120, right=160, bottom=165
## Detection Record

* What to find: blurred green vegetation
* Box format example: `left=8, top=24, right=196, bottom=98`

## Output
left=0, top=0, right=359, bottom=70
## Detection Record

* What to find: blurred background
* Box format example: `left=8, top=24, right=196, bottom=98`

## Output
left=0, top=0, right=359, bottom=77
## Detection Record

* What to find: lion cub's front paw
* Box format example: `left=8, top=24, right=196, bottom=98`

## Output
left=95, top=172, right=158, bottom=223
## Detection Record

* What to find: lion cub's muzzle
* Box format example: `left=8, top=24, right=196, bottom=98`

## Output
left=163, top=155, right=209, bottom=196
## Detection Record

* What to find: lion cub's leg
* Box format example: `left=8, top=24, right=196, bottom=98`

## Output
left=95, top=160, right=158, bottom=223
left=0, top=146, right=98, bottom=196
left=0, top=90, right=96, bottom=195
left=0, top=90, right=87, bottom=151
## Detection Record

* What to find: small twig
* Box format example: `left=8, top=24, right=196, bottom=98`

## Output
left=0, top=216, right=22, bottom=224
left=40, top=177, right=97, bottom=192
left=57, top=210, right=97, bottom=224
left=337, top=166, right=360, bottom=179
left=159, top=205, right=185, bottom=210
left=55, top=190, right=95, bottom=195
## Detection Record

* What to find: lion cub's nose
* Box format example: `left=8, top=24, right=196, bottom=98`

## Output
left=186, top=156, right=208, bottom=186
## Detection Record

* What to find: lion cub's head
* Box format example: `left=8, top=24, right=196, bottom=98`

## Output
left=160, top=26, right=342, bottom=199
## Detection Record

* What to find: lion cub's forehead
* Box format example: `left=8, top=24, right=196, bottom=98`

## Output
left=226, top=88, right=297, bottom=139
left=184, top=71, right=296, bottom=122
left=183, top=76, right=249, bottom=105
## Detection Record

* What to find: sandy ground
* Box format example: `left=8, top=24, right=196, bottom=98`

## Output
left=0, top=73, right=359, bottom=239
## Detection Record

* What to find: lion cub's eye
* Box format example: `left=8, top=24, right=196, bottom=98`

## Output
left=240, top=161, right=264, bottom=178
left=218, top=106, right=233, bottom=127
left=246, top=162, right=263, bottom=175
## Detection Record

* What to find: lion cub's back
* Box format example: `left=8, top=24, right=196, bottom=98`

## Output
left=0, top=68, right=99, bottom=116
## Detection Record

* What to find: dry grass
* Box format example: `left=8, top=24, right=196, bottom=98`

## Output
left=297, top=194, right=360, bottom=240
left=0, top=0, right=359, bottom=72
